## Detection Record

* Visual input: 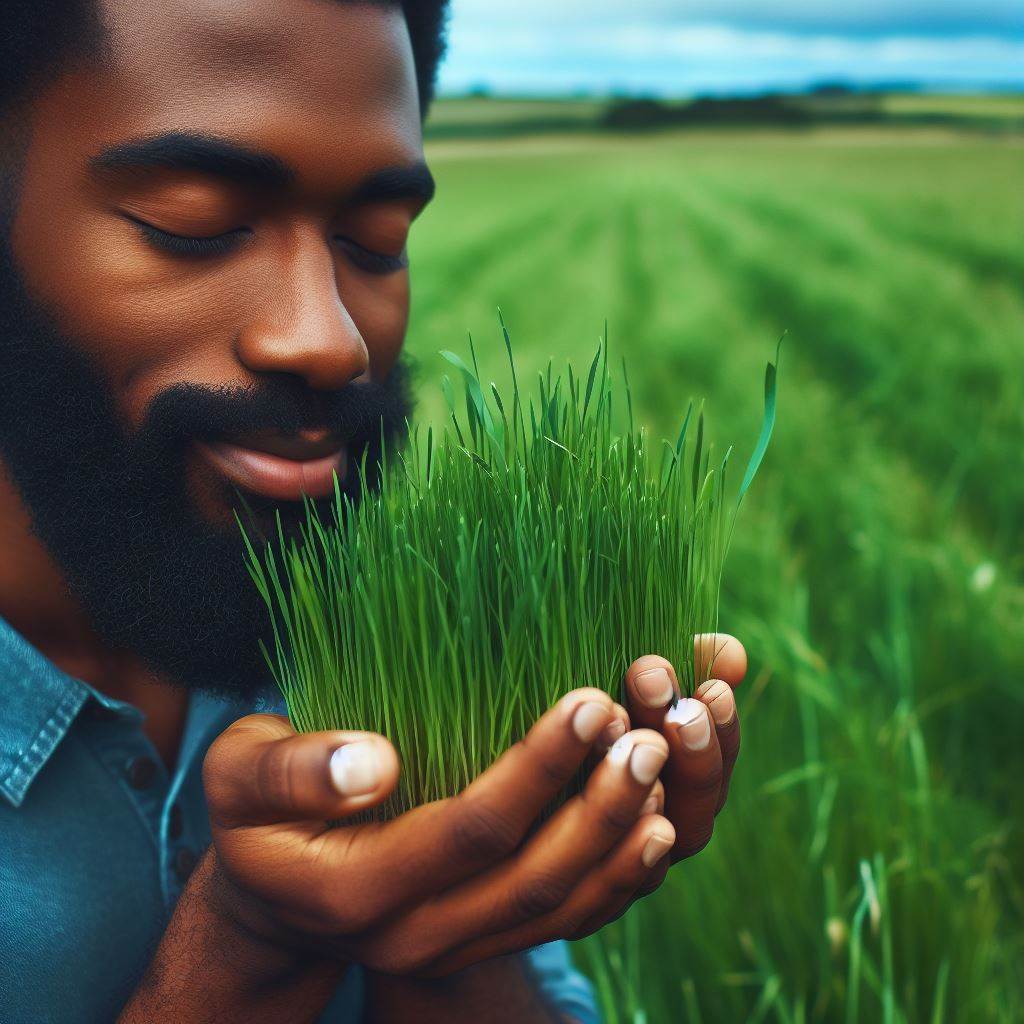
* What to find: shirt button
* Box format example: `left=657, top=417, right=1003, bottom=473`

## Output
left=174, top=847, right=198, bottom=883
left=125, top=755, right=158, bottom=789
left=168, top=803, right=184, bottom=840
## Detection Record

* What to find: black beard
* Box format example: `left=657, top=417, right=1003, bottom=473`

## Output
left=0, top=229, right=412, bottom=700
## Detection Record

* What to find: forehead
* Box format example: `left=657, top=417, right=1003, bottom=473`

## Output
left=71, top=0, right=422, bottom=189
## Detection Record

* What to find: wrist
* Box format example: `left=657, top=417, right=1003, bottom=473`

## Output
left=119, top=851, right=347, bottom=1024
left=194, top=851, right=333, bottom=976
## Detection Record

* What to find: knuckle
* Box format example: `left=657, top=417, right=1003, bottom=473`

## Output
left=508, top=871, right=573, bottom=921
left=599, top=867, right=643, bottom=908
left=520, top=732, right=576, bottom=789
left=604, top=807, right=638, bottom=834
left=447, top=798, right=520, bottom=864
left=537, top=755, right=575, bottom=790
left=254, top=741, right=295, bottom=813
left=686, top=761, right=724, bottom=799
left=586, top=795, right=636, bottom=835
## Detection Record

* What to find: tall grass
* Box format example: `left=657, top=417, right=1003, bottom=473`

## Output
left=399, top=129, right=1024, bottom=1021
left=243, top=321, right=779, bottom=818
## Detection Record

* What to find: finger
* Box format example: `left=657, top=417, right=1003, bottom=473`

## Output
left=409, top=729, right=668, bottom=950
left=695, top=678, right=741, bottom=812
left=587, top=701, right=630, bottom=771
left=519, top=727, right=667, bottom=882
left=662, top=698, right=723, bottom=861
left=639, top=778, right=665, bottom=817
left=203, top=714, right=399, bottom=829
left=694, top=633, right=747, bottom=688
left=623, top=655, right=680, bottom=731
left=438, top=688, right=617, bottom=866
left=596, top=702, right=630, bottom=752
left=322, top=687, right=618, bottom=920
left=572, top=827, right=673, bottom=936
left=433, top=814, right=676, bottom=975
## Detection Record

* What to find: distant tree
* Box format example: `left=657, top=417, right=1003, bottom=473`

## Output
left=601, top=97, right=670, bottom=129
left=601, top=94, right=811, bottom=130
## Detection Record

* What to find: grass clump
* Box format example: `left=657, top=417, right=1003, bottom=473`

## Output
left=244, top=319, right=780, bottom=819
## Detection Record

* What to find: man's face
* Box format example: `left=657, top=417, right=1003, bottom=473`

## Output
left=0, top=0, right=432, bottom=695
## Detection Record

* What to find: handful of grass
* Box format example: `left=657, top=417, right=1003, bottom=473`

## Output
left=244, top=321, right=779, bottom=820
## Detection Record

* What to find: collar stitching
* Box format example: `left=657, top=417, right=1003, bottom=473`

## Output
left=0, top=687, right=87, bottom=808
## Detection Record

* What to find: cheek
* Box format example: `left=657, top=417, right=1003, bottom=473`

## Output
left=14, top=200, right=242, bottom=426
left=338, top=268, right=410, bottom=381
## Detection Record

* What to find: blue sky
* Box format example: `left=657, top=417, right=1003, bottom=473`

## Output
left=436, top=1, right=1024, bottom=96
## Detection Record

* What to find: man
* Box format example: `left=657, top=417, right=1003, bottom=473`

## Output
left=0, top=1, right=748, bottom=1021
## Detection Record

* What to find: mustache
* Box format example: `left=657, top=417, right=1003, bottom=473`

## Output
left=134, top=367, right=412, bottom=454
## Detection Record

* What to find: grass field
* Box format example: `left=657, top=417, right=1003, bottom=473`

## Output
left=402, top=122, right=1024, bottom=1022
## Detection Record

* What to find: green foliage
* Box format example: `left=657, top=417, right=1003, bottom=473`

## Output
left=403, top=129, right=1024, bottom=1021
left=243, top=323, right=779, bottom=819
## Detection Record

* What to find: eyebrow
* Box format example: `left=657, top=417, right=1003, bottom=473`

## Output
left=89, top=132, right=293, bottom=189
left=88, top=131, right=435, bottom=205
left=352, top=163, right=436, bottom=206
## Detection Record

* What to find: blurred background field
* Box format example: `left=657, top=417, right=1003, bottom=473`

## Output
left=403, top=94, right=1024, bottom=1022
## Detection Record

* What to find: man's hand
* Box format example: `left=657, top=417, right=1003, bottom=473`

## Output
left=201, top=689, right=671, bottom=979
left=119, top=634, right=746, bottom=1023
left=622, top=633, right=747, bottom=868
left=198, top=632, right=745, bottom=980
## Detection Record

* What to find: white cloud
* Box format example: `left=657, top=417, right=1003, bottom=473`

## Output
left=445, top=0, right=1024, bottom=36
left=439, top=5, right=1024, bottom=94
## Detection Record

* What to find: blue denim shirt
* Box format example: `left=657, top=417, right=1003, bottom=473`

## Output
left=0, top=614, right=598, bottom=1024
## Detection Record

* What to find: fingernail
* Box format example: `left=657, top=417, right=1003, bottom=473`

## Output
left=697, top=680, right=735, bottom=726
left=572, top=701, right=610, bottom=744
left=598, top=718, right=626, bottom=749
left=607, top=733, right=635, bottom=767
left=329, top=741, right=380, bottom=796
left=641, top=831, right=674, bottom=868
left=640, top=794, right=659, bottom=816
left=630, top=744, right=667, bottom=786
left=634, top=667, right=674, bottom=708
left=666, top=698, right=711, bottom=751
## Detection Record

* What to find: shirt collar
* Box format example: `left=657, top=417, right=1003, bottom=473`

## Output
left=0, top=613, right=287, bottom=809
left=0, top=614, right=139, bottom=808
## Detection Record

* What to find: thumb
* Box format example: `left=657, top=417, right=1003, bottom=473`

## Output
left=203, top=713, right=400, bottom=829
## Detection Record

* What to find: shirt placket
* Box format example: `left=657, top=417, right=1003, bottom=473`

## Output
left=78, top=698, right=201, bottom=912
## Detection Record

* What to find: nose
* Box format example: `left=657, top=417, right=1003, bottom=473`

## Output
left=235, top=230, right=368, bottom=391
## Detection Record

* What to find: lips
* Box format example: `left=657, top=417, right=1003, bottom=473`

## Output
left=194, top=428, right=348, bottom=501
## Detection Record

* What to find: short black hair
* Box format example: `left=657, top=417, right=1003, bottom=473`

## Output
left=0, top=0, right=450, bottom=118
